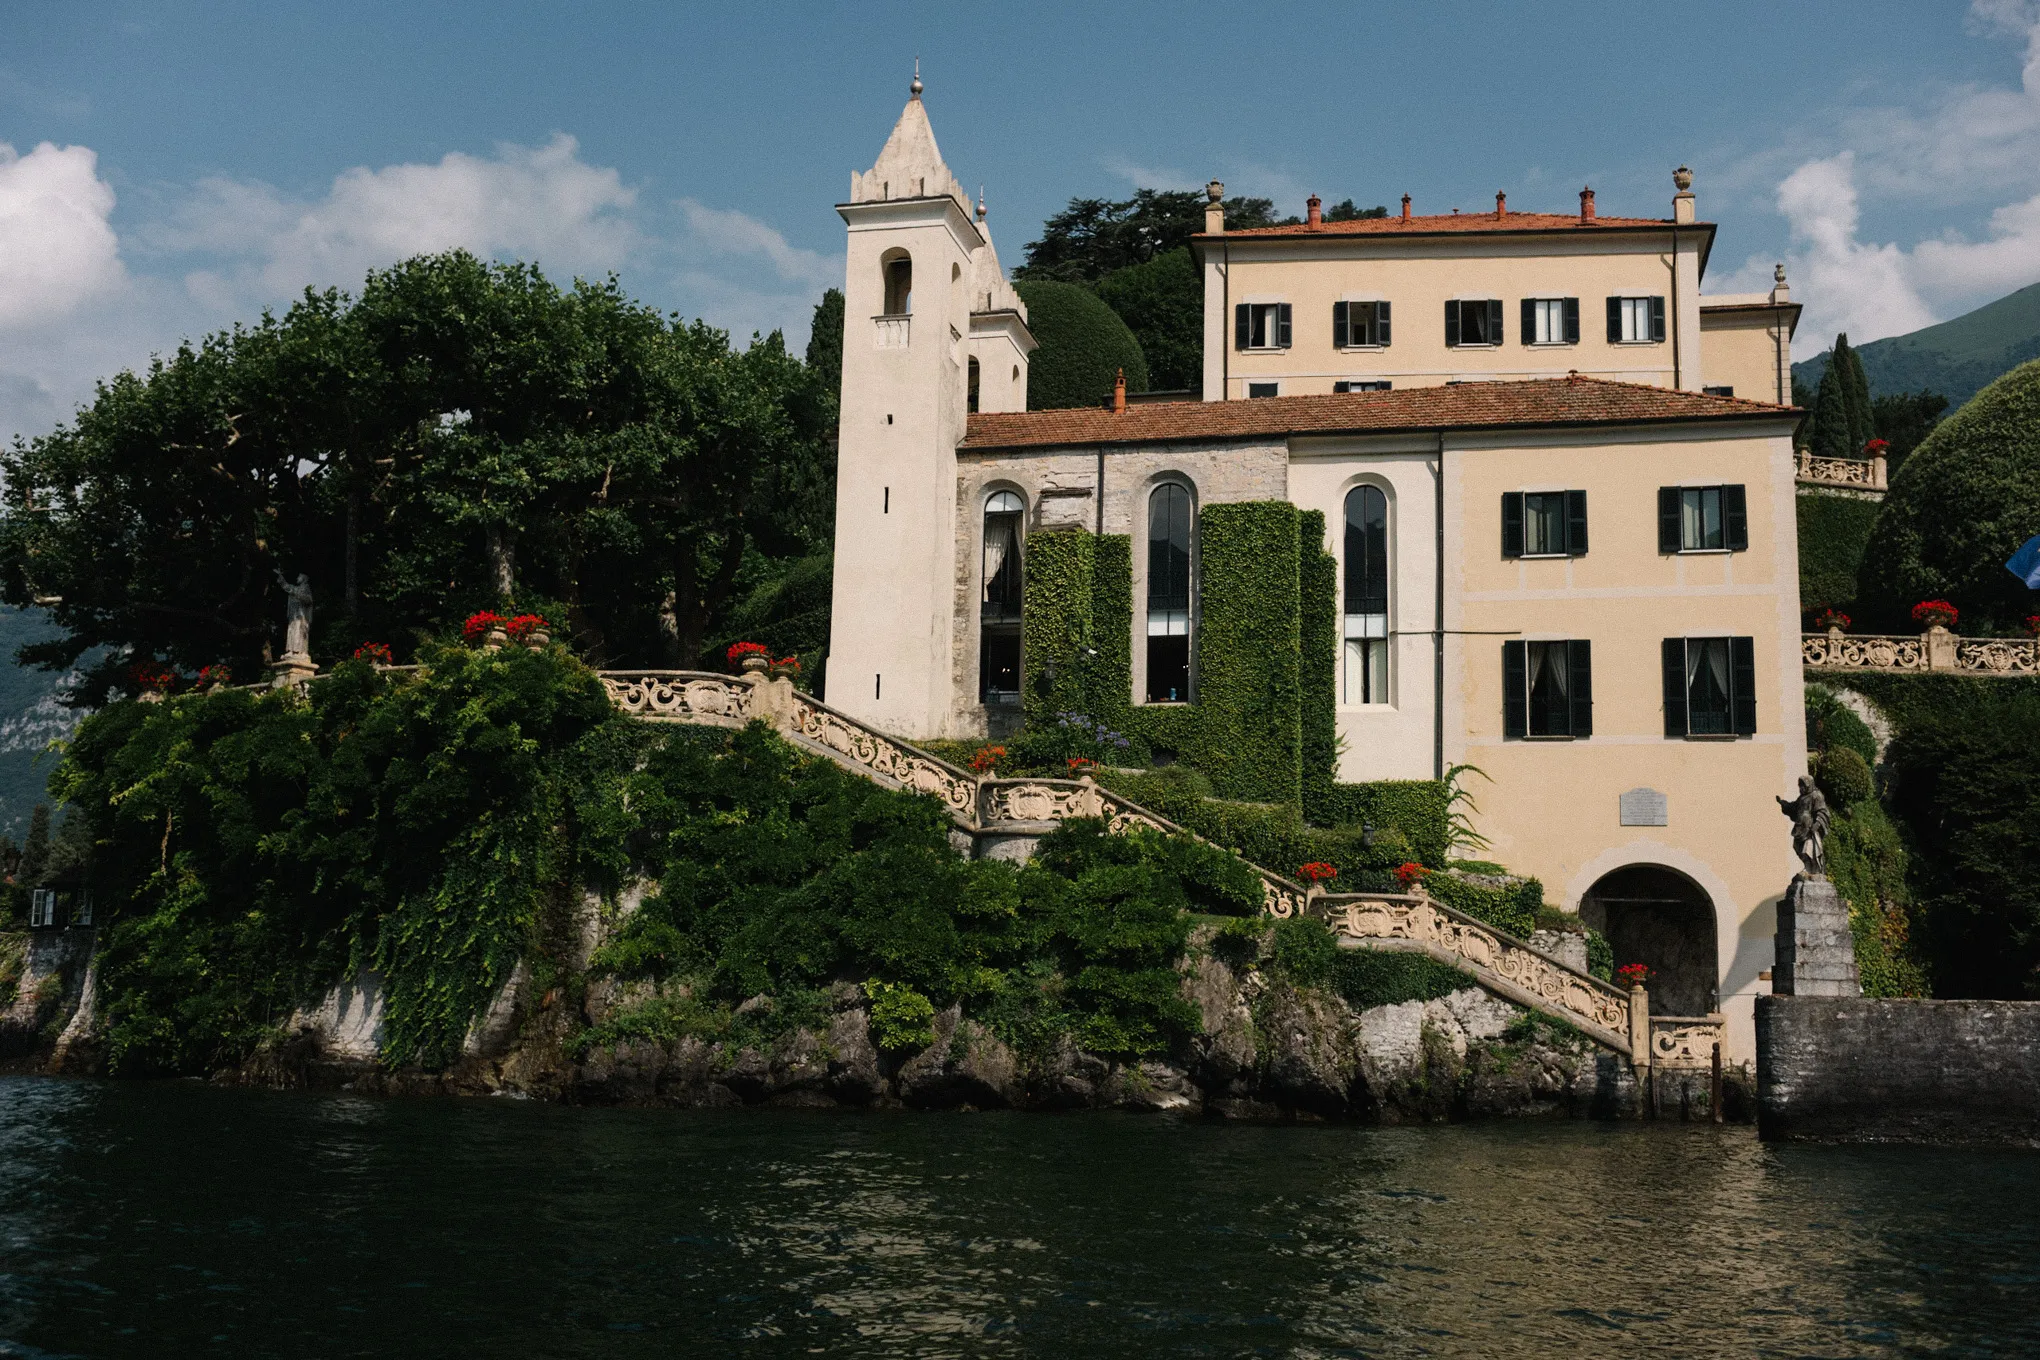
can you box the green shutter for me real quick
[1607,296,1622,343]
[1503,641,1527,738]
[1521,297,1536,345]
[1650,295,1666,342]
[1235,303,1250,350]
[1489,298,1504,345]
[1564,297,1580,344]
[1566,489,1588,555]
[1277,303,1292,348]
[1568,639,1593,738]
[1723,483,1748,551]
[1377,300,1391,346]
[1501,492,1524,558]
[1731,636,1757,735]
[1333,300,1348,348]
[1445,300,1459,347]
[1658,487,1681,554]
[1662,638,1688,737]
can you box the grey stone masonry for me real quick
[1773,877,1859,997]
[1757,996,2040,1145]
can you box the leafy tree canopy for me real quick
[0,251,835,691]
[1015,189,1286,284]
[1093,248,1203,393]
[1012,280,1149,409]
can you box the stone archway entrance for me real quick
[1579,865,1719,1016]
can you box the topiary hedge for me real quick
[1299,509,1339,815]
[1020,528,1095,726]
[1195,501,1303,803]
[1861,357,2040,631]
[1796,493,1880,617]
[1011,280,1149,410]
[1424,870,1543,939]
[1314,779,1450,867]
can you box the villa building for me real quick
[824,79,1808,1060]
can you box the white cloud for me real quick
[155,133,642,304]
[676,199,837,287]
[0,141,125,328]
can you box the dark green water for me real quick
[0,1078,2034,1358]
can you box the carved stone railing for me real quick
[1650,1014,1726,1070]
[873,314,911,350]
[1804,628,2040,675]
[599,671,755,726]
[785,691,978,822]
[1795,450,1885,492]
[1321,893,1635,1055]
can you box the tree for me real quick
[1810,358,1854,459]
[1324,200,1388,222]
[1011,281,1149,409]
[1015,189,1285,284]
[806,288,844,404]
[1861,358,2040,630]
[1872,387,1949,477]
[1836,333,1874,452]
[19,803,48,887]
[1094,248,1203,393]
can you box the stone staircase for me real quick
[598,668,1711,1068]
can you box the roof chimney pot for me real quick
[1400,194,1411,220]
[1496,191,1507,218]
[1112,368,1127,414]
[1579,186,1596,222]
[1306,194,1322,227]
[1205,180,1225,235]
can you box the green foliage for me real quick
[0,250,835,688]
[1019,529,1096,724]
[53,643,635,1074]
[1816,745,1874,811]
[1207,916,1267,969]
[1325,200,1388,222]
[1585,930,1614,981]
[1196,502,1302,803]
[1269,916,1338,987]
[1298,510,1338,816]
[1796,493,1881,615]
[1810,347,1856,459]
[1095,769,1405,887]
[805,288,844,405]
[1093,248,1203,393]
[1311,779,1451,867]
[1838,334,1874,452]
[1806,685,1878,767]
[1010,280,1149,410]
[1015,189,1284,285]
[704,549,834,689]
[1862,358,2040,632]
[1088,533,1134,729]
[1872,388,1949,478]
[1425,870,1543,939]
[864,980,936,1051]
[1824,797,1929,998]
[1329,950,1473,1011]
[1793,281,2040,410]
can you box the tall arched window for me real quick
[967,356,981,413]
[1343,485,1389,704]
[882,251,912,315]
[1146,483,1193,702]
[980,491,1024,703]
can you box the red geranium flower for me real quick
[463,611,506,641]
[507,613,548,641]
[130,663,177,694]
[353,642,395,664]
[1296,862,1338,884]
[1065,756,1096,773]
[1864,438,1890,453]
[774,656,800,672]
[1813,608,1851,631]
[2024,615,2040,639]
[1394,861,1430,888]
[1910,599,1959,629]
[197,663,233,687]
[968,744,1006,774]
[726,641,769,668]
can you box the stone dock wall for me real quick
[1756,995,2040,1145]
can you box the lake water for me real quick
[0,1077,2034,1358]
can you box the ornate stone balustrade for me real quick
[1321,892,1635,1055]
[873,314,910,349]
[786,691,978,821]
[599,671,755,726]
[1804,629,2040,675]
[1649,1014,1726,1070]
[1794,450,1886,492]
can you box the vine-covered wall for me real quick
[1299,509,1339,816]
[1797,493,1881,617]
[1191,501,1303,804]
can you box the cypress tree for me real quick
[1811,358,1853,459]
[20,804,49,887]
[1835,333,1874,453]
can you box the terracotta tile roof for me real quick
[960,377,1796,452]
[1199,211,1698,239]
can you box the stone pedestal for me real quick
[1773,876,1859,997]
[269,654,316,688]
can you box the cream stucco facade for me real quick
[824,82,1810,1062]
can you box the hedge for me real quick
[1796,493,1879,617]
[1425,870,1543,939]
[1020,529,1095,726]
[1095,770,1407,888]
[1298,509,1339,815]
[1313,779,1450,867]
[1010,280,1149,410]
[1194,501,1303,804]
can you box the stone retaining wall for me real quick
[1756,995,2040,1145]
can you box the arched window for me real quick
[967,356,981,413]
[1343,485,1389,704]
[1146,483,1193,702]
[980,490,1024,703]
[882,251,912,315]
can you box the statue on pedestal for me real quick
[1776,775,1831,878]
[274,570,313,662]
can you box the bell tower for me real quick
[827,71,994,738]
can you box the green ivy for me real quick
[1312,780,1450,867]
[1796,493,1881,616]
[1195,501,1303,803]
[1298,509,1339,814]
[1020,529,1096,725]
[1424,871,1544,939]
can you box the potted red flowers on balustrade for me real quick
[726,641,770,674]
[2023,615,2040,640]
[1911,599,1959,632]
[463,611,509,649]
[1616,962,1654,990]
[1813,608,1850,634]
[131,662,177,701]
[507,613,550,648]
[1065,756,1097,775]
[1296,863,1338,895]
[1393,861,1430,890]
[353,642,395,665]
[772,655,801,679]
[968,745,1005,774]
[197,663,233,691]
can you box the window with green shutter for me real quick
[1501,490,1587,557]
[1656,485,1748,553]
[1662,636,1757,737]
[1502,639,1592,738]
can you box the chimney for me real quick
[1579,186,1596,222]
[1400,194,1411,220]
[1673,164,1696,224]
[1112,368,1127,414]
[1307,194,1322,227]
[1495,191,1506,218]
[1204,180,1225,234]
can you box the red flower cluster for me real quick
[507,613,548,642]
[353,642,395,664]
[1864,438,1890,453]
[726,641,769,668]
[774,656,801,673]
[1065,756,1097,773]
[968,744,1006,773]
[1813,608,1851,631]
[130,663,177,693]
[463,610,506,641]
[2024,615,2040,639]
[1296,862,1338,884]
[1911,599,1959,629]
[1393,861,1429,888]
[1616,962,1654,987]
[197,663,233,687]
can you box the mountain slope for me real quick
[1793,280,2040,405]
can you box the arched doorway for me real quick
[1579,865,1719,1016]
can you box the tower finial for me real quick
[977,186,986,222]
[910,58,923,98]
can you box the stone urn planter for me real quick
[484,627,509,652]
[524,628,551,649]
[740,653,771,676]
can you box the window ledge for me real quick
[1139,700,1194,708]
[1519,734,1580,742]
[1672,548,1735,556]
[1340,344,1386,352]
[1239,347,1288,354]
[1338,703,1396,714]
[1525,341,1577,348]
[1516,552,1572,560]
[1615,339,1662,346]
[1679,733,1745,741]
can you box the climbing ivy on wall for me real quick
[1020,529,1096,726]
[1298,509,1339,815]
[1797,493,1881,618]
[1194,501,1303,804]
[1313,781,1450,867]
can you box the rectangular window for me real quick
[1607,295,1667,343]
[1656,485,1748,553]
[1501,490,1587,557]
[29,889,51,928]
[1522,297,1580,345]
[1703,385,1735,397]
[1234,301,1292,350]
[1445,298,1503,347]
[1333,300,1392,347]
[1663,636,1757,737]
[1343,621,1388,705]
[1246,381,1279,398]
[1334,380,1392,393]
[1502,639,1593,738]
[71,891,91,927]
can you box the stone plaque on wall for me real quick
[1619,787,1668,826]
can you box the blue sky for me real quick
[5,0,2040,444]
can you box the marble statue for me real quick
[1776,776,1831,878]
[275,570,314,662]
